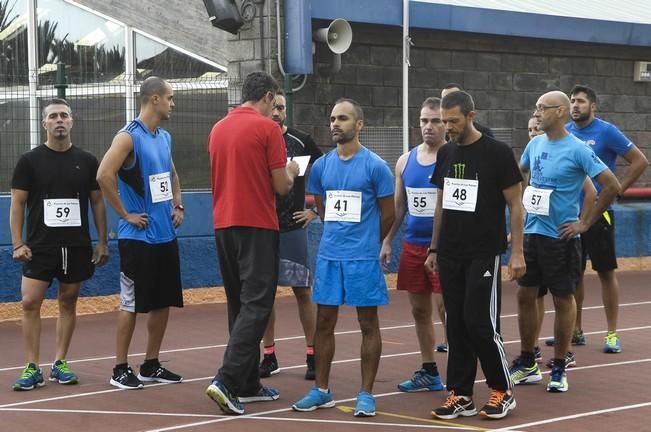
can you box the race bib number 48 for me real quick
[442,177,478,212]
[324,190,362,222]
[406,187,437,217]
[44,198,81,227]
[149,171,172,203]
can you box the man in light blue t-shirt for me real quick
[558,85,648,354]
[510,91,620,394]
[292,98,395,418]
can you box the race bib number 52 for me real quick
[324,190,362,222]
[149,172,172,203]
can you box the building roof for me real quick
[310,0,651,47]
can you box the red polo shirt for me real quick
[208,106,287,230]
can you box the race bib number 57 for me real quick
[324,190,362,222]
[442,177,478,212]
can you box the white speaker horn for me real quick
[314,18,352,54]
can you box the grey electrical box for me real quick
[633,61,651,82]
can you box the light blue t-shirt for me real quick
[520,133,607,239]
[307,146,394,260]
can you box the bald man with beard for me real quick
[510,91,620,393]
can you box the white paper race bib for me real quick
[523,185,553,216]
[442,177,479,212]
[43,198,81,227]
[149,172,172,203]
[324,190,362,222]
[406,187,437,217]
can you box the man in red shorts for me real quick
[380,97,446,392]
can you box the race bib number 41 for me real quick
[324,190,362,222]
[406,187,437,217]
[442,177,478,212]
[44,198,81,227]
[149,171,172,203]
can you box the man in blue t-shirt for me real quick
[512,91,621,394]
[292,98,395,418]
[558,85,648,353]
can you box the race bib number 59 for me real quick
[44,198,81,227]
[442,177,478,212]
[324,190,362,222]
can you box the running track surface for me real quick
[1,271,649,432]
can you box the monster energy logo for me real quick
[453,163,466,179]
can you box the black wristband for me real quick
[13,244,25,252]
[310,207,318,215]
[427,247,437,255]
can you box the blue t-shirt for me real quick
[117,118,176,244]
[566,117,633,194]
[307,146,394,260]
[402,147,436,245]
[520,133,607,239]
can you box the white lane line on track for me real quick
[0,407,223,418]
[2,300,650,373]
[488,401,651,431]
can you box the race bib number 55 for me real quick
[324,190,362,222]
[406,187,437,217]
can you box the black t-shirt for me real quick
[276,127,323,232]
[431,134,522,259]
[11,144,100,248]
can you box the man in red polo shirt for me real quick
[205,71,299,415]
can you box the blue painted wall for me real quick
[1,192,649,302]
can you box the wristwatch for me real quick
[174,204,185,211]
[427,247,437,255]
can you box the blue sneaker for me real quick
[13,363,45,391]
[292,386,335,411]
[397,369,445,392]
[509,358,542,385]
[436,343,448,353]
[354,391,376,417]
[603,332,621,353]
[546,366,568,393]
[206,379,245,415]
[238,386,280,403]
[49,359,78,385]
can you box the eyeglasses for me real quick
[534,104,562,113]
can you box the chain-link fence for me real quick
[0,72,235,192]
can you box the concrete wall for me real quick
[294,22,651,186]
[1,192,650,302]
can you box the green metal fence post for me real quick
[284,74,293,127]
[54,63,67,99]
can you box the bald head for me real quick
[540,91,570,110]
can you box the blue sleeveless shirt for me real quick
[402,147,437,245]
[117,118,176,244]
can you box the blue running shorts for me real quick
[313,258,388,307]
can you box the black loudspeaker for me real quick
[202,0,244,35]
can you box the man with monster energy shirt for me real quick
[425,91,525,420]
[259,91,323,380]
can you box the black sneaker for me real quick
[138,362,183,383]
[259,353,279,378]
[304,354,315,380]
[479,389,516,419]
[110,366,144,389]
[432,391,477,420]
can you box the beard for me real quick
[331,128,355,144]
[571,111,590,122]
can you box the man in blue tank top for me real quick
[380,97,446,393]
[97,77,185,390]
[558,85,648,353]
